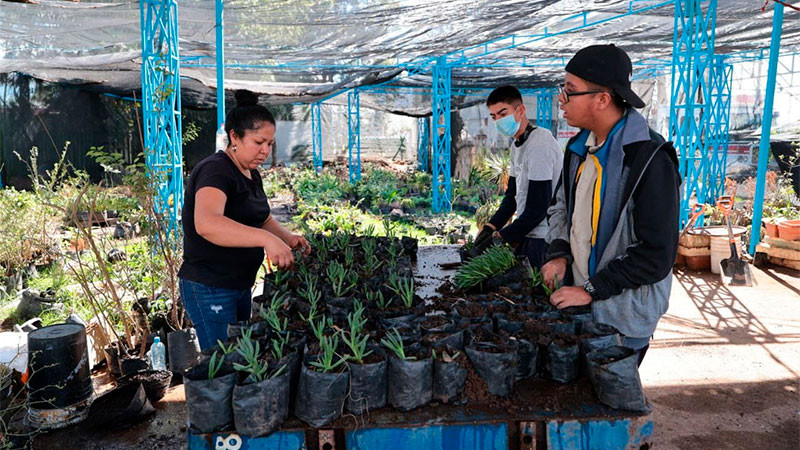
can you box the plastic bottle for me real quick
[150,336,167,371]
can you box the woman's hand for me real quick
[263,232,294,269]
[285,233,312,256]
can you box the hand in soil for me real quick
[541,258,567,290]
[550,286,591,309]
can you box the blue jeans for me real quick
[179,278,252,350]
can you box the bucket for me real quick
[26,323,94,429]
[711,236,743,274]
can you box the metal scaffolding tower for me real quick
[140,0,183,239]
[311,102,323,173]
[417,117,430,172]
[705,55,732,205]
[669,0,718,228]
[348,89,361,183]
[431,57,452,213]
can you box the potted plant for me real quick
[382,328,432,411]
[294,333,349,427]
[343,301,387,414]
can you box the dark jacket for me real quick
[545,109,681,337]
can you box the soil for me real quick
[551,333,580,347]
[419,315,451,330]
[454,302,485,318]
[354,351,384,365]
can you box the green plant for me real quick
[208,350,226,380]
[432,347,461,363]
[271,332,289,360]
[381,328,414,360]
[310,315,333,342]
[344,246,355,268]
[326,261,357,297]
[542,275,561,297]
[260,304,288,333]
[342,301,372,364]
[454,245,515,290]
[309,333,347,373]
[217,339,236,355]
[363,252,383,274]
[382,216,396,239]
[365,288,391,310]
[388,275,415,308]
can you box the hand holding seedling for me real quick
[541,257,567,291]
[550,286,592,309]
[286,233,312,256]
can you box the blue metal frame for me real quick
[536,88,557,137]
[311,102,323,173]
[140,0,183,239]
[705,55,732,206]
[750,2,785,254]
[417,116,430,172]
[669,0,717,228]
[348,89,361,183]
[215,0,225,131]
[431,57,452,213]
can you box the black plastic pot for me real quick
[387,354,433,411]
[27,323,93,409]
[346,349,387,414]
[294,363,349,427]
[118,370,173,403]
[432,347,467,404]
[547,340,580,384]
[168,328,202,373]
[587,346,648,412]
[227,321,269,339]
[514,337,539,381]
[184,367,237,433]
[422,329,465,350]
[232,368,290,437]
[104,344,122,377]
[86,382,155,430]
[465,341,518,397]
[120,357,149,377]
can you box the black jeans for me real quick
[515,237,548,269]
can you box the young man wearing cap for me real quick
[473,86,563,269]
[541,45,681,364]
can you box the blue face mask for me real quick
[494,111,521,137]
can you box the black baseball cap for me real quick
[565,44,645,109]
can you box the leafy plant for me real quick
[344,246,355,268]
[260,304,288,333]
[381,328,414,360]
[342,301,373,364]
[310,315,334,342]
[217,339,236,355]
[365,288,391,310]
[454,245,516,290]
[542,275,562,297]
[309,333,347,373]
[326,261,357,297]
[271,332,289,361]
[208,350,226,380]
[363,252,383,273]
[388,275,415,308]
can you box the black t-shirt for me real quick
[178,151,271,289]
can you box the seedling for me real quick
[309,333,347,373]
[432,348,461,363]
[363,252,383,273]
[382,217,396,239]
[271,332,289,361]
[236,328,261,363]
[388,240,401,260]
[542,275,562,297]
[363,224,376,237]
[269,291,290,312]
[327,261,357,297]
[362,237,377,255]
[388,275,415,308]
[343,302,372,364]
[381,328,415,360]
[310,315,333,342]
[233,357,270,382]
[344,246,355,268]
[454,245,515,290]
[528,266,543,288]
[216,339,236,355]
[208,351,226,380]
[260,304,288,333]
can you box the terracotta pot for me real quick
[763,219,782,238]
[777,220,800,241]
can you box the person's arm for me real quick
[587,149,680,300]
[498,180,551,245]
[262,215,311,255]
[487,176,517,231]
[194,186,294,267]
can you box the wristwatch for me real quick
[583,279,599,300]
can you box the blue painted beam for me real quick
[417,116,430,172]
[346,423,508,450]
[547,418,654,450]
[750,2,784,255]
[215,0,225,131]
[311,102,323,173]
[348,89,362,183]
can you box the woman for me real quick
[178,90,310,350]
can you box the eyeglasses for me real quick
[558,84,607,104]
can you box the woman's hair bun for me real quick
[234,89,259,107]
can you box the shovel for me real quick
[679,203,706,243]
[716,196,753,286]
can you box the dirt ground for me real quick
[32,256,799,449]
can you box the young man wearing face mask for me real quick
[541,45,681,365]
[473,86,563,269]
